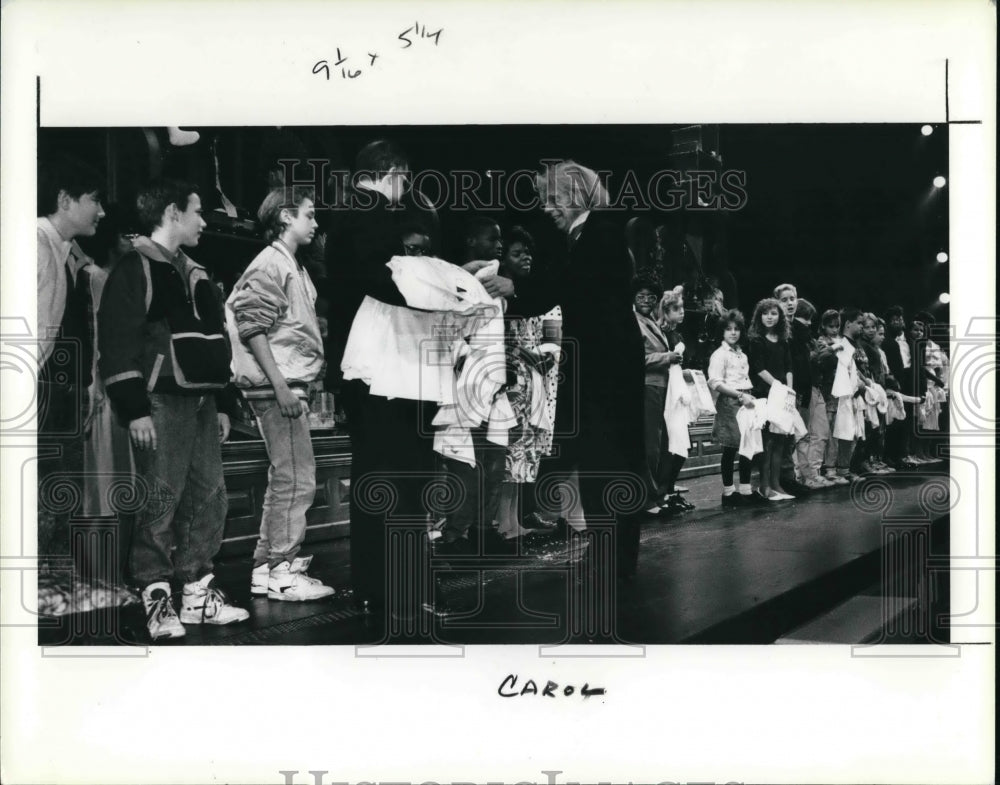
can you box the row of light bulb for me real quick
[921,126,949,307]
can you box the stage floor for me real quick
[39,464,951,647]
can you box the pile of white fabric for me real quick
[341,256,514,466]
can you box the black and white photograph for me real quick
[1,2,994,784]
[31,122,956,648]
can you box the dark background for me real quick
[41,123,950,324]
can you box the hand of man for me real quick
[129,416,157,451]
[276,386,306,418]
[461,259,493,274]
[481,274,515,299]
[217,413,231,443]
[664,351,682,365]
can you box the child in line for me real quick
[856,312,892,474]
[707,309,756,506]
[747,298,795,501]
[656,287,696,513]
[812,309,849,485]
[790,298,833,488]
[814,307,868,483]
[868,317,897,473]
[227,186,336,602]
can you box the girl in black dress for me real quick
[748,298,795,502]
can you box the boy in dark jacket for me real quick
[98,180,247,641]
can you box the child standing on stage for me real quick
[707,309,756,506]
[747,298,795,501]
[226,186,335,602]
[656,287,696,514]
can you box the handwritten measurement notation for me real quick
[312,22,443,82]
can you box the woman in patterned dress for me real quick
[494,227,562,539]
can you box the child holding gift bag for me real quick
[748,298,796,502]
[707,309,758,506]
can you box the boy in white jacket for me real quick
[226,186,334,602]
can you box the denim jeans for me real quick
[248,397,316,568]
[130,393,227,586]
[823,398,856,473]
[794,388,830,480]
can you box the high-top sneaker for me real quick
[142,582,185,641]
[179,574,250,625]
[267,556,336,602]
[250,563,269,596]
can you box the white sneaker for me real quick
[179,574,250,625]
[267,556,336,602]
[250,563,269,596]
[142,582,185,641]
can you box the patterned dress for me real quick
[503,306,561,483]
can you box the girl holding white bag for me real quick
[747,298,796,502]
[707,309,758,506]
[656,287,697,515]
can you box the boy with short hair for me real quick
[227,186,335,601]
[99,180,248,640]
[36,154,106,558]
[774,284,816,492]
[811,309,855,484]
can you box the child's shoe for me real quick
[250,563,269,595]
[142,582,185,641]
[180,574,250,625]
[267,556,336,602]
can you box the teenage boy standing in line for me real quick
[774,283,813,493]
[37,155,106,558]
[99,180,248,640]
[227,186,335,602]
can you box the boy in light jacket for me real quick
[227,186,335,602]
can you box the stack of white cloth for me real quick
[765,381,807,439]
[663,342,692,457]
[828,338,866,441]
[736,399,769,459]
[864,383,889,427]
[340,256,512,467]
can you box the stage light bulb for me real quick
[921,125,934,136]
[938,292,950,304]
[936,251,948,263]
[933,176,947,188]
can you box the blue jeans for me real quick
[130,394,227,586]
[249,398,316,568]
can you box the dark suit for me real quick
[324,187,437,619]
[511,211,645,577]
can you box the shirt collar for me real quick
[720,341,743,354]
[272,240,301,268]
[568,210,590,237]
[150,239,190,277]
[38,216,76,269]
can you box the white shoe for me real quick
[142,582,186,640]
[180,574,250,625]
[267,556,336,602]
[250,563,269,596]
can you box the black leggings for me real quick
[721,447,753,487]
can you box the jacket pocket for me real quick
[166,308,231,389]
